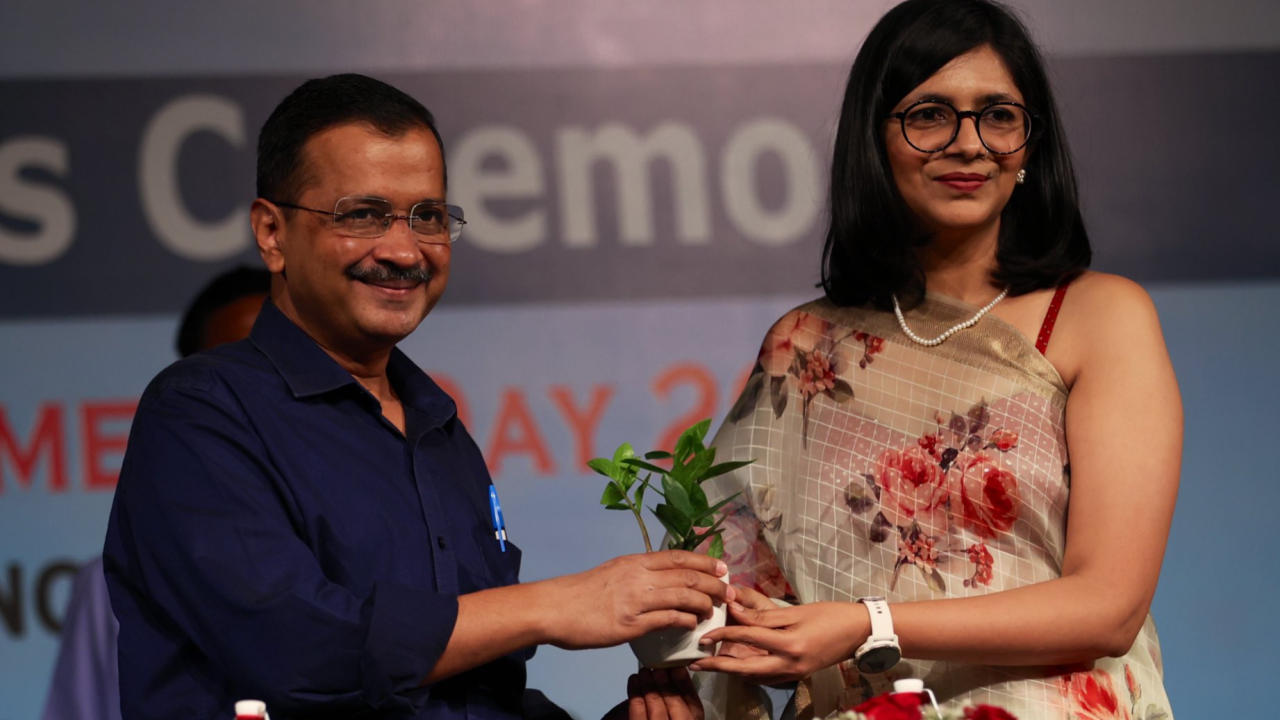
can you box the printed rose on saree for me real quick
[731,309,1025,593]
[848,401,1023,592]
[729,310,884,444]
[1058,665,1169,720]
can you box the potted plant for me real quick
[588,418,752,668]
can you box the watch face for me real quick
[857,645,902,674]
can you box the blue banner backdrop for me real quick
[2,54,1277,320]
[2,7,1279,718]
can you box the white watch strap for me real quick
[859,597,896,642]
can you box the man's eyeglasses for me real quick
[888,100,1034,155]
[270,196,466,244]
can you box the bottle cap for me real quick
[892,678,925,694]
[235,700,267,719]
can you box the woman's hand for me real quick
[726,584,776,612]
[689,600,868,685]
[712,585,774,661]
[602,668,703,720]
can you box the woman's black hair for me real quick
[822,0,1090,309]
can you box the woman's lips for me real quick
[935,172,988,193]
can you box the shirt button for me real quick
[436,536,448,550]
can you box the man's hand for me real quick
[539,550,734,650]
[688,600,867,685]
[427,550,731,683]
[602,668,704,720]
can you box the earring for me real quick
[1016,168,1027,185]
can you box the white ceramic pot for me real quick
[628,575,728,668]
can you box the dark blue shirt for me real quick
[104,301,546,719]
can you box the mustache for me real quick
[345,262,433,284]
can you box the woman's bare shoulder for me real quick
[1050,272,1166,387]
[1068,271,1165,338]
[1055,271,1169,383]
[1066,270,1154,311]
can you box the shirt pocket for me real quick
[463,524,522,591]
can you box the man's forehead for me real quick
[295,122,444,197]
[300,121,440,161]
[336,195,449,206]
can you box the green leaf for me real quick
[600,481,626,507]
[611,445,639,490]
[686,509,732,541]
[662,474,695,518]
[672,419,711,463]
[685,522,728,551]
[690,492,741,525]
[592,419,759,559]
[687,418,712,443]
[708,533,725,559]
[621,458,669,476]
[586,457,616,478]
[612,442,637,464]
[673,432,696,464]
[703,459,754,481]
[699,515,731,539]
[687,450,715,483]
[665,457,689,486]
[590,451,634,486]
[671,531,705,552]
[653,503,691,539]
[687,481,709,514]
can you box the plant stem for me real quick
[631,503,654,553]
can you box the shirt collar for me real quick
[387,346,458,432]
[249,300,458,430]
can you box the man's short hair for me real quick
[256,73,445,204]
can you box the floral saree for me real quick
[699,295,1172,720]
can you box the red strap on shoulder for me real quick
[1035,282,1071,355]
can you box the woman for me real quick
[688,1,1180,718]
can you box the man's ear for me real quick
[250,199,287,273]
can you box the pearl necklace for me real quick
[892,288,1009,347]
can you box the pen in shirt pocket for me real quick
[488,485,507,552]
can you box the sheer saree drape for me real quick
[698,296,1172,720]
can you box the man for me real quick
[44,266,269,720]
[103,74,728,718]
